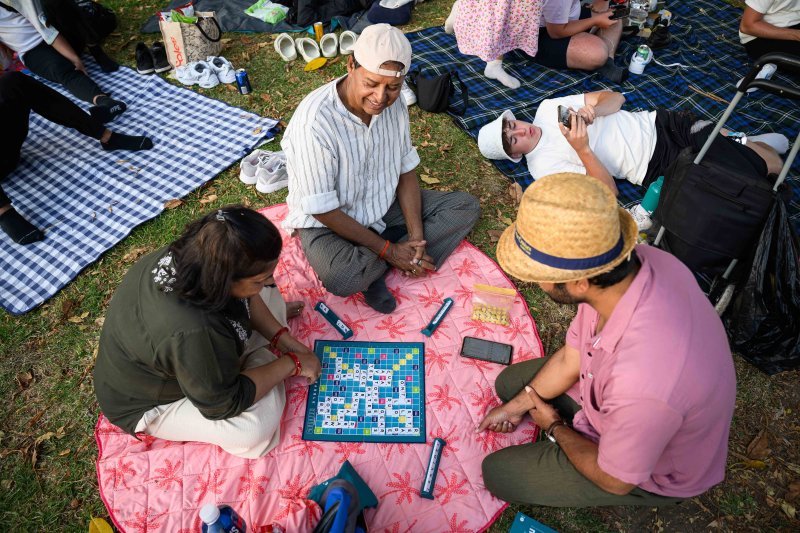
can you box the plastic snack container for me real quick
[471,284,516,325]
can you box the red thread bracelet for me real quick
[284,352,302,377]
[270,326,289,349]
[378,240,390,260]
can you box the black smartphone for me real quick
[460,336,513,365]
[557,105,571,129]
[610,7,630,20]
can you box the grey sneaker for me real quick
[255,152,288,194]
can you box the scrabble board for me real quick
[302,340,426,443]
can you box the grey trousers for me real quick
[298,190,480,296]
[481,357,685,507]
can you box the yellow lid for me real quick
[473,284,516,297]
[304,57,328,72]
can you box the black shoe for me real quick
[647,24,671,49]
[362,276,397,314]
[150,41,171,73]
[135,42,154,74]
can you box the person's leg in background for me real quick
[0,72,153,245]
[40,0,119,72]
[22,42,126,123]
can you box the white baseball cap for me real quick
[353,23,412,77]
[477,110,521,163]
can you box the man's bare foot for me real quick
[286,301,305,319]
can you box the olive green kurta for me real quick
[93,247,256,435]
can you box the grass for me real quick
[1,1,798,531]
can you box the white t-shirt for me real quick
[525,94,657,186]
[0,8,45,55]
[739,0,800,44]
[540,0,582,27]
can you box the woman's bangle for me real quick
[284,351,302,377]
[270,326,289,349]
[378,240,390,260]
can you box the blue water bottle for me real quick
[640,175,664,214]
[200,503,247,533]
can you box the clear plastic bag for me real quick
[471,284,516,326]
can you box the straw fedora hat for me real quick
[496,173,638,283]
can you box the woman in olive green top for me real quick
[94,206,321,458]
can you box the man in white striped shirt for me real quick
[282,24,480,313]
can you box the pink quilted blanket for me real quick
[95,204,544,532]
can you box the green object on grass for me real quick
[171,11,198,23]
[245,0,288,24]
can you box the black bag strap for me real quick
[448,70,468,116]
[194,15,221,42]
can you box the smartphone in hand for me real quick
[557,105,572,129]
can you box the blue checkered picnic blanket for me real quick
[0,63,279,315]
[405,0,800,227]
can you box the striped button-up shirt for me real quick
[282,76,420,234]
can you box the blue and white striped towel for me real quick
[1,63,279,315]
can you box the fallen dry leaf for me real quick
[60,297,80,320]
[438,143,453,153]
[69,498,81,509]
[781,500,796,519]
[15,371,34,390]
[199,194,218,205]
[501,216,514,226]
[508,182,523,204]
[122,247,149,263]
[487,230,504,243]
[786,480,800,502]
[746,428,770,460]
[164,199,183,209]
[67,316,83,324]
[742,459,767,469]
[420,174,440,185]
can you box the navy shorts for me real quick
[535,7,592,70]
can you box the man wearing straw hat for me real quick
[477,173,736,507]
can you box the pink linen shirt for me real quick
[565,245,736,498]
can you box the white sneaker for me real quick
[627,204,653,232]
[255,152,289,194]
[295,37,321,63]
[320,33,338,58]
[274,33,297,62]
[176,61,219,88]
[401,80,416,106]
[239,149,269,185]
[206,56,236,84]
[339,31,357,55]
[737,63,777,93]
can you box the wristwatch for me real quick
[545,420,568,444]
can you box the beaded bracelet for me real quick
[284,352,302,377]
[270,326,289,349]
[378,240,390,260]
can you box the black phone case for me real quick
[460,337,513,365]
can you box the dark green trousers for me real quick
[481,357,685,507]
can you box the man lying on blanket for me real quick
[477,90,788,225]
[477,172,736,507]
[282,23,480,314]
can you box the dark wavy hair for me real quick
[168,205,282,311]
